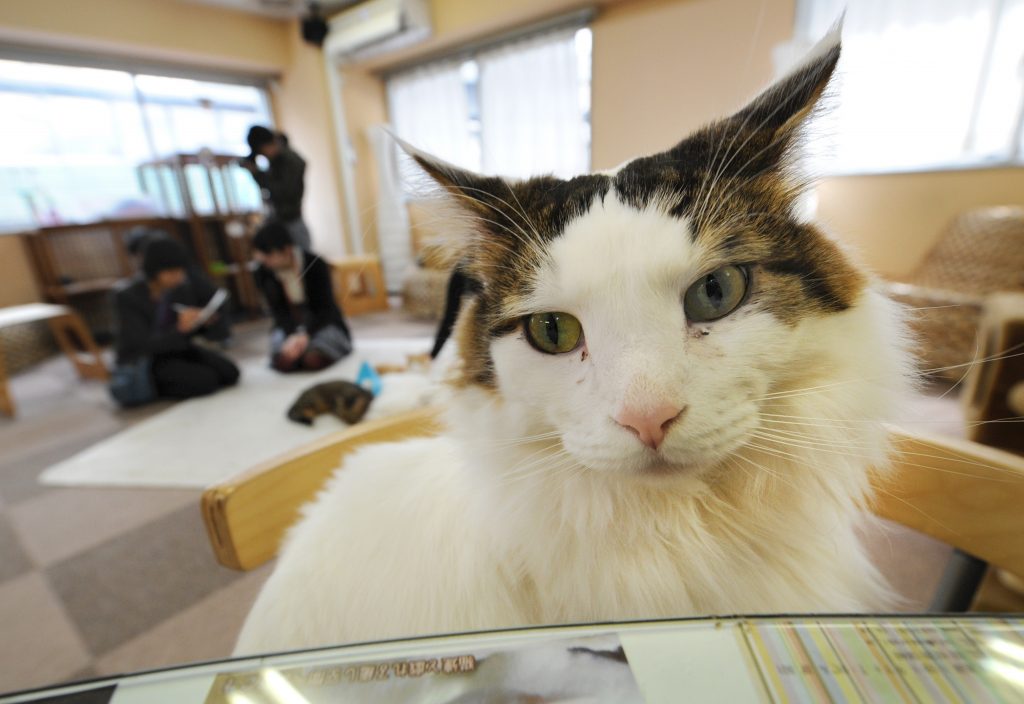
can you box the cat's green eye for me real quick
[524,312,583,354]
[683,265,748,323]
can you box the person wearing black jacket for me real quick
[241,126,311,250]
[113,239,239,401]
[124,226,232,344]
[251,220,352,373]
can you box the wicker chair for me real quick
[885,207,1024,381]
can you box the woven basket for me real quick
[0,322,59,375]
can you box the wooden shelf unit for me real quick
[21,214,263,338]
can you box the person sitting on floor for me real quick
[251,220,353,373]
[124,226,232,346]
[111,238,240,405]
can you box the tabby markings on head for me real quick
[411,39,864,388]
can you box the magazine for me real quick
[205,634,643,704]
[174,289,228,331]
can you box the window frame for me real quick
[0,46,276,234]
[789,0,1024,177]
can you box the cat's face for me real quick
[414,33,882,478]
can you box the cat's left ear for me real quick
[722,25,841,164]
[392,134,516,231]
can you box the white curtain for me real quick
[785,0,1024,172]
[380,61,475,291]
[478,29,590,179]
[387,60,478,178]
[379,28,591,289]
[367,124,412,292]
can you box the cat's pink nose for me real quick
[614,403,685,450]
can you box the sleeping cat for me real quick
[286,380,374,426]
[236,29,914,655]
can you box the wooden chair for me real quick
[201,409,1024,591]
[0,303,109,417]
[202,406,443,570]
[962,292,1024,455]
[330,255,390,317]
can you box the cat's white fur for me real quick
[236,191,913,654]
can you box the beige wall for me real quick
[591,0,795,169]
[359,0,620,71]
[0,237,40,307]
[338,67,389,254]
[817,168,1024,278]
[0,0,288,73]
[272,22,349,258]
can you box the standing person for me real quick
[251,220,352,373]
[241,126,312,250]
[111,238,239,405]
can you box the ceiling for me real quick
[178,0,360,20]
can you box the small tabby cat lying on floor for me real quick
[286,380,374,426]
[237,30,914,655]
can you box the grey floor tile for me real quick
[0,573,92,695]
[1,359,114,427]
[350,309,435,340]
[0,427,124,506]
[95,564,272,677]
[47,504,243,655]
[9,487,199,567]
[61,664,100,686]
[0,405,121,468]
[0,512,33,583]
[859,517,953,612]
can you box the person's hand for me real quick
[176,307,203,333]
[239,159,258,174]
[280,332,309,361]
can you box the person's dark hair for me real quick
[252,220,294,254]
[142,238,189,280]
[247,125,276,158]
[125,227,169,257]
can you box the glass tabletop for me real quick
[3,614,1023,703]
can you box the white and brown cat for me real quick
[236,29,914,655]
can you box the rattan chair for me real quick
[886,207,1024,381]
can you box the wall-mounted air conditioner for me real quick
[324,0,431,62]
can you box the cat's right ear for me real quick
[730,24,841,140]
[682,24,842,180]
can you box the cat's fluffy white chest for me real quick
[235,432,887,655]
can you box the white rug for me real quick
[39,338,435,489]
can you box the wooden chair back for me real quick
[202,409,1024,578]
[202,406,442,570]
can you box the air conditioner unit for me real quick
[325,0,431,62]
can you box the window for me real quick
[386,26,592,183]
[787,0,1024,174]
[0,59,273,230]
